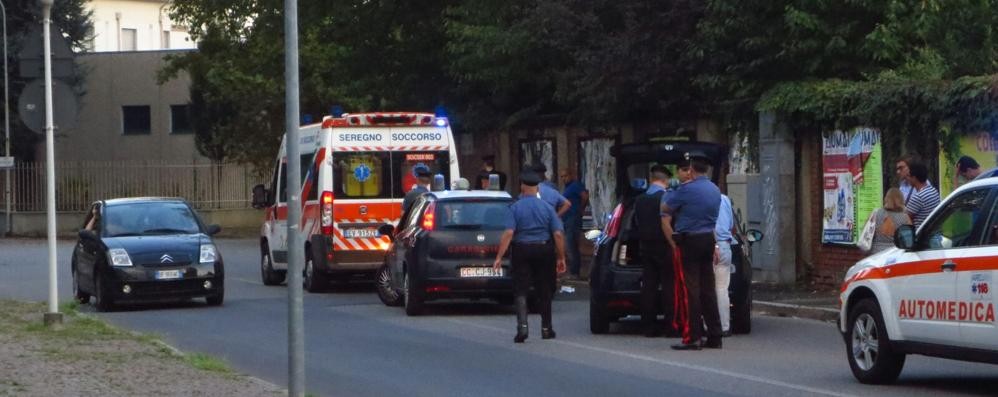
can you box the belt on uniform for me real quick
[514,240,550,245]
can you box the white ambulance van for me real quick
[252,112,460,292]
[839,176,998,384]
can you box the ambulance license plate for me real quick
[460,267,503,278]
[155,270,182,280]
[344,229,378,238]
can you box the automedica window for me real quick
[334,152,392,199]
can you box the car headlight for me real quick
[200,244,217,264]
[108,248,133,267]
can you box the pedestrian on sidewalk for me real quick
[861,188,912,253]
[663,151,722,351]
[896,154,932,204]
[493,170,567,343]
[475,155,508,190]
[713,193,738,337]
[559,168,589,279]
[635,165,676,337]
[905,162,940,232]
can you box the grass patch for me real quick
[185,353,232,374]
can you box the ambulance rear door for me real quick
[329,128,397,251]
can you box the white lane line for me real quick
[444,318,855,397]
[232,277,263,286]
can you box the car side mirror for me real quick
[78,229,98,241]
[584,229,603,241]
[746,229,764,243]
[205,224,222,236]
[251,184,270,209]
[894,225,915,250]
[378,224,395,240]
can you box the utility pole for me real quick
[1,0,10,236]
[40,0,61,326]
[283,0,304,395]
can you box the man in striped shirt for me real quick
[904,162,940,230]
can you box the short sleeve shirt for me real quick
[905,184,940,230]
[505,195,564,243]
[664,176,721,234]
[538,183,568,209]
[402,185,428,213]
[562,180,587,220]
[715,195,734,242]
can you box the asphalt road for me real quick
[1,238,995,397]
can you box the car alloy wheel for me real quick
[403,272,422,316]
[304,254,328,292]
[846,299,905,384]
[851,313,879,371]
[376,264,402,307]
[260,250,284,286]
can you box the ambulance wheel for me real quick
[304,252,329,293]
[403,272,423,316]
[376,264,403,307]
[846,299,905,384]
[589,298,610,334]
[260,243,285,286]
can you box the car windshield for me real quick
[436,200,510,230]
[103,202,201,237]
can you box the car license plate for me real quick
[155,270,182,280]
[344,228,378,238]
[460,267,503,278]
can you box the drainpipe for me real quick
[114,12,121,51]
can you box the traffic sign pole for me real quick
[2,0,10,236]
[40,0,61,326]
[284,0,304,395]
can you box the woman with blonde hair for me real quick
[867,188,912,253]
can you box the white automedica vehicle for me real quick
[839,177,998,384]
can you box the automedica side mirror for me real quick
[251,184,270,209]
[746,229,764,244]
[894,225,915,250]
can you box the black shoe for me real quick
[541,328,556,339]
[721,330,733,338]
[514,326,528,343]
[701,338,722,349]
[671,342,701,351]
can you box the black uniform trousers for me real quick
[512,241,556,327]
[639,241,675,332]
[677,232,722,342]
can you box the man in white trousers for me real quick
[714,194,738,337]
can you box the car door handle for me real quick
[941,260,957,272]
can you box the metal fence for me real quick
[0,161,266,212]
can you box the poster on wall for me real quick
[822,128,883,244]
[938,132,998,198]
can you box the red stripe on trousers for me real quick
[672,247,692,344]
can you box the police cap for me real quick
[519,171,542,186]
[531,163,547,174]
[413,165,432,178]
[678,150,711,167]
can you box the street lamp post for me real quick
[40,0,61,326]
[1,0,10,237]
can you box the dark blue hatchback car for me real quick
[71,198,224,311]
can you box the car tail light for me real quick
[321,191,334,235]
[605,204,623,238]
[421,202,436,231]
[425,285,450,293]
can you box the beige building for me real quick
[54,50,208,164]
[86,0,196,52]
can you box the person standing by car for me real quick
[862,188,911,253]
[402,165,432,213]
[954,156,982,188]
[904,162,940,231]
[635,165,676,337]
[713,193,738,337]
[662,151,722,350]
[559,168,589,279]
[493,170,567,343]
[532,163,571,217]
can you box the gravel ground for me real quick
[0,300,283,397]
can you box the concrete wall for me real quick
[55,50,209,164]
[1,208,261,238]
[88,0,196,52]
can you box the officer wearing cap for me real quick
[635,165,677,337]
[493,170,567,343]
[402,165,432,213]
[663,150,722,350]
[531,163,571,217]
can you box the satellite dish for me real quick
[17,79,79,134]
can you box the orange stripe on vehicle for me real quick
[334,202,401,221]
[843,255,998,292]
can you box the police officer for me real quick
[532,163,571,217]
[493,170,567,343]
[402,165,432,213]
[635,165,676,337]
[663,150,722,350]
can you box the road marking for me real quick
[232,277,263,286]
[444,318,855,397]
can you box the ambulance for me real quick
[251,112,460,292]
[839,176,998,384]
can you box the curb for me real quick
[753,300,839,323]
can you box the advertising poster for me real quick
[822,128,883,244]
[938,132,998,198]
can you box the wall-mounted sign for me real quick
[822,128,883,244]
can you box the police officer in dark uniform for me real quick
[635,165,677,337]
[663,151,722,350]
[493,170,567,343]
[402,165,432,213]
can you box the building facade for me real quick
[86,0,196,52]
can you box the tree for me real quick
[4,0,92,161]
